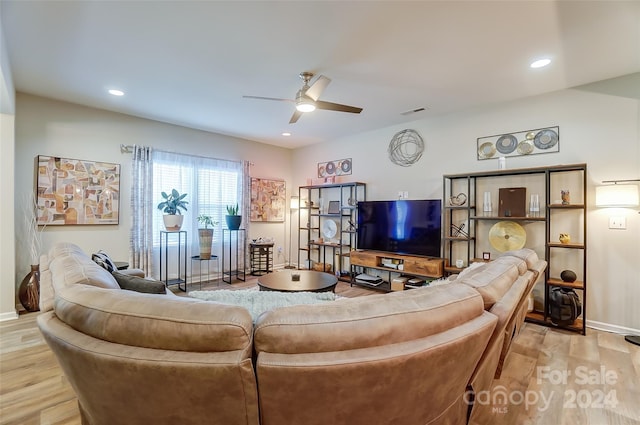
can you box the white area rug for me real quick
[189,289,336,321]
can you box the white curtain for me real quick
[129,145,154,275]
[151,150,244,276]
[242,160,252,269]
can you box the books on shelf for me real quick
[355,273,383,285]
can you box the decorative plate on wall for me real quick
[478,142,496,159]
[517,140,534,155]
[496,134,518,154]
[477,126,559,160]
[533,129,559,149]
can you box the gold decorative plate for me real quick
[489,221,526,252]
[517,140,534,155]
[478,142,496,159]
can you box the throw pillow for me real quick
[112,271,166,295]
[92,250,117,273]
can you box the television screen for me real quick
[356,199,442,257]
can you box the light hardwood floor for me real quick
[1,278,638,425]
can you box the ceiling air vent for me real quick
[400,107,428,116]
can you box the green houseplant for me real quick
[225,203,242,230]
[157,189,188,231]
[197,214,218,258]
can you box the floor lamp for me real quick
[595,180,639,346]
[285,195,299,269]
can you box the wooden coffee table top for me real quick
[257,270,338,293]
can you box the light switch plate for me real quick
[609,216,626,229]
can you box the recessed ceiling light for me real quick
[282,132,291,137]
[108,89,125,96]
[530,58,551,69]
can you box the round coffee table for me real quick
[257,270,338,293]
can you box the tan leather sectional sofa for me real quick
[37,242,545,425]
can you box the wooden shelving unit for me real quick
[443,164,587,335]
[297,182,366,279]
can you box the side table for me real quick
[250,243,274,276]
[191,255,220,290]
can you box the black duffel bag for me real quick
[549,287,582,326]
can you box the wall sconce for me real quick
[595,180,639,207]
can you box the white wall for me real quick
[0,15,17,320]
[13,93,293,295]
[293,86,640,333]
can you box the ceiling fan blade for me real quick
[243,95,294,103]
[315,100,363,114]
[304,75,331,101]
[289,110,303,124]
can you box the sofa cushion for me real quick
[456,260,520,310]
[494,254,527,275]
[501,248,540,269]
[49,251,120,290]
[112,271,166,294]
[92,250,117,272]
[54,284,253,352]
[254,283,485,354]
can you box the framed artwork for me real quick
[36,155,120,225]
[318,158,352,178]
[477,126,559,160]
[250,178,285,222]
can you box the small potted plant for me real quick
[225,203,242,230]
[157,189,188,231]
[197,214,217,258]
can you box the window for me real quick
[152,151,242,252]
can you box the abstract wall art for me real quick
[250,177,285,222]
[35,155,120,225]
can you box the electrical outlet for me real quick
[277,246,283,254]
[609,216,626,229]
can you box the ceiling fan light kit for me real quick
[244,71,362,124]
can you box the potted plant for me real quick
[225,203,242,230]
[197,214,217,258]
[157,189,188,231]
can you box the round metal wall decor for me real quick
[388,129,424,167]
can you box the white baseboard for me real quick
[0,310,19,322]
[586,320,640,336]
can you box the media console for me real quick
[349,250,444,292]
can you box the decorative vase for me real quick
[198,228,213,258]
[559,233,571,244]
[225,215,242,230]
[483,192,492,214]
[19,265,40,312]
[560,270,577,283]
[163,214,184,231]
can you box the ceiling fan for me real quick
[243,72,363,124]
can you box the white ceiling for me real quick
[2,1,639,149]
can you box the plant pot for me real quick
[225,215,242,230]
[163,214,184,231]
[198,228,214,258]
[19,265,40,312]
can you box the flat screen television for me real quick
[356,199,441,257]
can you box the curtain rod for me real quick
[119,144,254,166]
